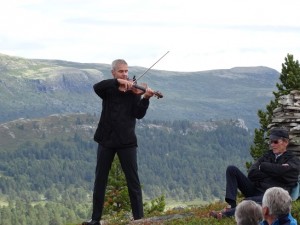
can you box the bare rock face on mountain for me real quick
[268,90,300,158]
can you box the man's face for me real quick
[112,63,128,80]
[269,138,288,154]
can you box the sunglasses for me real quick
[269,139,282,144]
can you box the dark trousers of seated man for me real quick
[224,165,264,216]
[92,145,144,222]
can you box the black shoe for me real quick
[82,219,100,225]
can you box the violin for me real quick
[132,82,163,99]
[118,78,163,99]
[118,51,169,99]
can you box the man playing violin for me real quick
[83,59,155,225]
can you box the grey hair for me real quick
[111,59,127,71]
[262,187,292,216]
[235,200,263,225]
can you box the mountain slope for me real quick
[0,53,280,129]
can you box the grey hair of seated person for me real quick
[235,200,263,225]
[262,187,292,216]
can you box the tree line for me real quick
[0,119,252,225]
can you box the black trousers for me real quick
[225,165,264,206]
[91,144,144,221]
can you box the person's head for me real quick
[235,200,263,225]
[269,128,289,154]
[111,59,128,80]
[262,187,292,220]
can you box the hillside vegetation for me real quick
[0,113,253,224]
[0,113,252,201]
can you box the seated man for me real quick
[210,127,300,219]
[260,187,297,225]
[235,200,263,225]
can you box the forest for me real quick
[0,116,252,225]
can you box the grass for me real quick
[72,202,234,225]
[71,200,300,225]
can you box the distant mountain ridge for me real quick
[0,53,280,129]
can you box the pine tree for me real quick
[276,54,300,95]
[103,158,131,216]
[248,54,300,166]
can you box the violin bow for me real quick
[131,51,169,99]
[134,51,170,82]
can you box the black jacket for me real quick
[248,150,300,192]
[93,79,149,148]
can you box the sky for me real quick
[1,0,300,72]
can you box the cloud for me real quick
[0,0,300,72]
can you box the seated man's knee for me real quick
[226,165,239,174]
